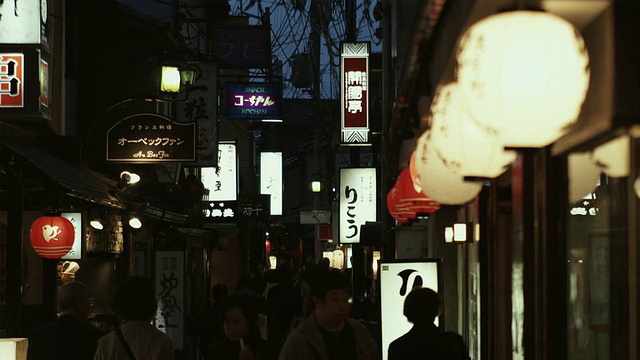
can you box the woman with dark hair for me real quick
[207,295,271,360]
[94,276,174,360]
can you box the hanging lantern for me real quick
[386,187,412,223]
[414,131,483,205]
[30,215,75,259]
[590,135,630,178]
[456,10,590,148]
[429,83,516,179]
[408,151,422,192]
[265,239,271,254]
[396,167,440,214]
[568,152,600,203]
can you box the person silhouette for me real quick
[27,281,102,360]
[387,287,470,360]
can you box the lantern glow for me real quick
[160,66,181,93]
[30,215,75,259]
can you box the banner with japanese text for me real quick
[339,167,376,244]
[154,251,185,349]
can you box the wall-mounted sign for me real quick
[155,251,185,349]
[0,0,48,45]
[300,209,331,224]
[213,25,270,68]
[203,201,237,223]
[61,212,82,260]
[239,194,270,220]
[340,42,370,143]
[202,142,237,201]
[339,167,376,244]
[106,113,196,162]
[176,62,218,167]
[379,259,442,360]
[260,152,283,216]
[0,53,23,108]
[226,82,282,120]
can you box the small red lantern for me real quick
[30,215,75,259]
[265,239,271,254]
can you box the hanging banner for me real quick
[260,152,283,216]
[379,259,442,360]
[340,42,370,144]
[338,167,376,244]
[155,251,185,349]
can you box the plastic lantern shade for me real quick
[568,152,600,203]
[30,215,75,259]
[456,10,590,148]
[414,131,483,205]
[590,135,630,178]
[429,83,516,179]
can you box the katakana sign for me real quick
[226,82,282,120]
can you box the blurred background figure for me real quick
[27,281,102,360]
[207,295,270,360]
[197,283,230,358]
[387,287,470,360]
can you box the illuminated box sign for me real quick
[239,194,270,220]
[226,82,282,120]
[379,259,442,360]
[106,114,196,162]
[340,42,370,144]
[0,0,49,46]
[203,201,237,223]
[0,53,24,107]
[0,48,51,119]
[213,25,270,69]
[339,167,376,244]
[202,142,237,201]
[260,152,283,216]
[61,212,82,260]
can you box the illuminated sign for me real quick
[260,152,283,216]
[202,142,237,201]
[106,114,196,162]
[203,201,237,223]
[339,167,376,244]
[61,212,82,260]
[0,53,23,108]
[379,259,442,360]
[0,0,44,45]
[226,82,282,120]
[340,42,370,143]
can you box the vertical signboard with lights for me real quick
[339,167,376,244]
[340,42,370,144]
[379,259,442,360]
[260,152,283,216]
[201,142,238,223]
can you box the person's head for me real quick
[311,270,352,331]
[111,276,157,322]
[211,284,229,302]
[403,287,441,325]
[222,295,260,342]
[319,257,331,269]
[57,281,92,321]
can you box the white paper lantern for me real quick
[634,176,640,199]
[590,135,630,178]
[414,131,483,205]
[429,83,516,179]
[568,152,600,203]
[456,10,590,148]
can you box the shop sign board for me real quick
[226,82,282,120]
[338,167,376,244]
[203,200,237,223]
[201,142,237,201]
[213,25,270,68]
[106,114,196,162]
[260,152,283,216]
[340,42,370,144]
[0,0,49,47]
[0,48,51,120]
[154,251,185,349]
[61,212,82,260]
[238,194,270,220]
[379,259,442,360]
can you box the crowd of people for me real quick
[25,258,470,360]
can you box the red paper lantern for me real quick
[30,215,75,259]
[386,168,440,223]
[265,239,271,254]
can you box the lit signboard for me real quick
[202,142,237,201]
[340,42,370,143]
[260,152,283,216]
[379,259,442,360]
[0,53,24,108]
[339,167,376,244]
[106,113,196,162]
[0,0,48,45]
[203,201,237,223]
[226,82,282,120]
[61,212,82,260]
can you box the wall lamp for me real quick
[160,63,200,94]
[89,218,104,230]
[120,171,141,185]
[445,222,477,244]
[128,214,142,229]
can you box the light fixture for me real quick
[372,251,381,280]
[310,180,323,193]
[568,152,600,203]
[333,249,345,270]
[444,227,454,243]
[428,83,516,179]
[160,65,181,93]
[634,175,640,200]
[128,214,142,229]
[453,222,473,243]
[120,171,140,185]
[269,255,277,270]
[89,218,104,230]
[456,9,590,148]
[590,135,630,178]
[414,131,483,205]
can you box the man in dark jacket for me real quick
[27,281,102,360]
[387,287,470,360]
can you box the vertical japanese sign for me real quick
[340,42,370,144]
[0,53,23,108]
[379,259,442,360]
[260,152,283,216]
[176,62,218,167]
[61,212,82,260]
[339,167,376,244]
[0,0,42,44]
[155,251,185,349]
[201,142,237,201]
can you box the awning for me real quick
[1,140,126,209]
